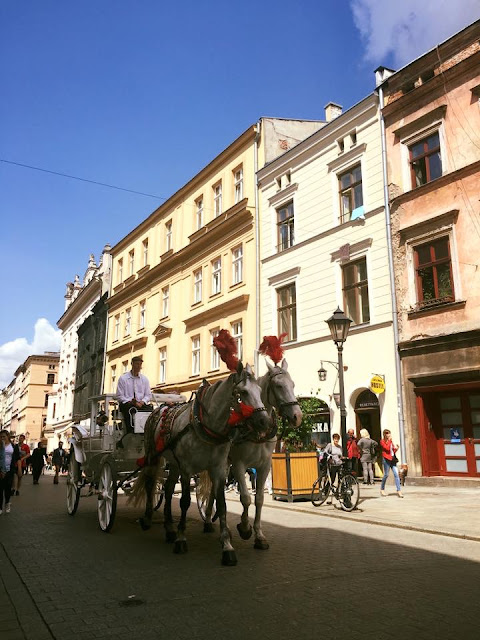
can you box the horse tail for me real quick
[196,470,212,503]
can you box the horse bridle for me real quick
[266,369,300,419]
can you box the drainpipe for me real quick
[378,86,407,463]
[254,120,261,375]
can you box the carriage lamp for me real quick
[325,307,352,457]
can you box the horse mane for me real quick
[258,334,287,365]
[213,329,239,371]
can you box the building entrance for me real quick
[419,390,480,477]
[355,389,381,476]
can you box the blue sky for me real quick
[1,0,479,387]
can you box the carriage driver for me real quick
[116,356,153,435]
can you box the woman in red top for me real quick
[380,429,403,498]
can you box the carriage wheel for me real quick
[195,477,210,522]
[153,480,164,511]
[66,455,81,516]
[97,459,118,532]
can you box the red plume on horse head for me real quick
[213,329,239,371]
[258,333,287,365]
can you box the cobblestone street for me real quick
[1,474,479,640]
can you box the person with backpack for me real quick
[357,428,378,485]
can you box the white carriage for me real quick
[66,393,184,532]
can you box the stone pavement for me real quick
[0,472,479,640]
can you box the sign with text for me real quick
[370,375,386,395]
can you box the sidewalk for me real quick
[227,481,480,542]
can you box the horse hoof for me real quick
[221,550,237,566]
[254,539,270,550]
[174,540,188,554]
[139,518,151,531]
[236,523,253,540]
[203,522,215,533]
[165,531,177,543]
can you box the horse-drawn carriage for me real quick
[66,392,178,532]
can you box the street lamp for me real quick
[326,307,352,456]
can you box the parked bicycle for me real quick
[311,453,359,512]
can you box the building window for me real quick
[139,300,146,330]
[277,201,294,252]
[122,360,128,373]
[212,258,222,295]
[142,239,149,266]
[117,259,123,283]
[409,132,442,187]
[44,393,49,407]
[192,336,200,376]
[193,268,202,303]
[232,246,243,285]
[128,250,135,276]
[125,308,131,336]
[114,314,120,341]
[165,221,173,252]
[342,257,370,325]
[210,329,220,370]
[47,373,55,384]
[162,286,169,318]
[339,164,363,223]
[111,365,117,392]
[214,183,222,217]
[196,197,204,230]
[231,320,243,360]
[277,283,297,341]
[48,364,55,370]
[234,167,243,203]
[159,347,167,384]
[414,236,454,308]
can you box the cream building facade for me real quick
[257,97,401,454]
[106,119,324,395]
[45,247,112,452]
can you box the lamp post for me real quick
[326,307,352,457]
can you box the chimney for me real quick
[374,66,395,87]
[324,102,343,122]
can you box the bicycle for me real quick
[311,454,359,512]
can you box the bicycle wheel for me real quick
[311,473,330,507]
[338,474,359,512]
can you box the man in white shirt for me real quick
[116,356,152,433]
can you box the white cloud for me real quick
[0,318,61,389]
[351,0,480,67]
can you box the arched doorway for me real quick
[354,389,381,442]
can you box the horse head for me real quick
[266,359,302,427]
[232,362,271,437]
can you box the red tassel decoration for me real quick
[213,329,239,371]
[258,334,287,364]
[228,402,255,426]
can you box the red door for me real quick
[435,391,480,476]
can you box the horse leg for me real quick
[174,475,191,554]
[164,469,178,543]
[233,464,252,540]
[252,464,270,550]
[213,473,236,566]
[139,465,156,531]
[203,489,216,533]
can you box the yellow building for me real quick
[106,119,324,395]
[12,353,60,445]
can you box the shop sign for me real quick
[370,375,385,395]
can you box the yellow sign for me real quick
[370,375,385,394]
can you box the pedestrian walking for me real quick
[380,429,404,498]
[346,428,361,475]
[0,430,20,514]
[52,442,66,484]
[357,429,378,485]
[13,434,30,496]
[31,443,47,484]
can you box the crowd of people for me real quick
[0,430,70,514]
[318,427,404,498]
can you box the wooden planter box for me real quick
[271,451,319,502]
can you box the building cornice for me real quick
[106,336,148,360]
[399,329,480,357]
[111,126,257,254]
[183,294,249,331]
[57,278,102,330]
